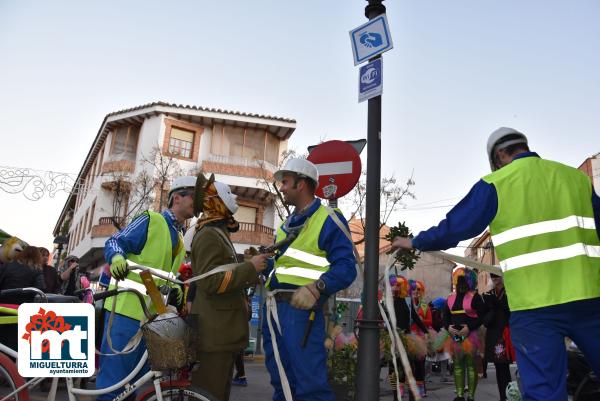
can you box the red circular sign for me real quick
[307,140,362,199]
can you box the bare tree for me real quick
[141,144,184,211]
[103,146,184,229]
[125,170,155,219]
[339,171,416,245]
[103,171,132,229]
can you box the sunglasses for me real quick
[177,190,194,198]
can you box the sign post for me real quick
[352,1,388,400]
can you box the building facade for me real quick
[52,101,296,278]
[345,218,455,301]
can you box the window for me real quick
[97,145,105,174]
[211,124,280,164]
[82,210,89,240]
[234,206,257,224]
[265,131,279,165]
[87,200,95,233]
[110,125,140,160]
[168,127,194,158]
[222,126,244,157]
[73,223,80,247]
[163,118,203,161]
[243,128,264,161]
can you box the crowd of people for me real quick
[0,241,91,303]
[1,125,599,401]
[381,270,513,401]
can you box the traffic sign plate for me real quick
[359,58,382,102]
[349,14,393,66]
[307,140,362,200]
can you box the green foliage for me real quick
[334,301,348,323]
[327,344,357,400]
[385,221,420,270]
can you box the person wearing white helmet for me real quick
[188,173,272,401]
[98,175,197,401]
[391,128,600,401]
[262,158,357,401]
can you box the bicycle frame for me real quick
[66,350,168,401]
[1,339,183,401]
[0,269,189,401]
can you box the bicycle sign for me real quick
[349,14,393,65]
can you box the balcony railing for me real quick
[238,222,275,235]
[231,222,275,246]
[91,216,123,239]
[98,216,124,226]
[205,154,278,172]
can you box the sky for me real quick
[1,0,599,254]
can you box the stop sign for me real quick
[307,140,362,199]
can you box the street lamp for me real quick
[53,235,69,268]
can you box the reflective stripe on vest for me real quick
[492,215,596,246]
[272,205,331,287]
[109,277,149,295]
[275,266,326,281]
[104,211,185,321]
[482,157,600,311]
[283,248,329,267]
[501,243,600,271]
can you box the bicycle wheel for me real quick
[574,373,600,401]
[136,385,218,401]
[0,352,29,401]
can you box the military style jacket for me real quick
[190,223,259,353]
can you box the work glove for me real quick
[110,255,129,281]
[167,285,184,310]
[290,282,319,310]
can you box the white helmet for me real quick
[274,158,319,186]
[486,127,528,171]
[168,176,197,198]
[214,181,238,214]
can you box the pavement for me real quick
[230,357,518,401]
[24,357,515,401]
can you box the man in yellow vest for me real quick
[263,158,357,401]
[392,128,600,401]
[97,176,196,401]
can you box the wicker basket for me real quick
[141,315,192,371]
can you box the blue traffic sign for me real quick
[350,14,393,66]
[358,58,382,103]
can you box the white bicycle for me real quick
[0,286,217,401]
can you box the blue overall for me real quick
[263,199,356,401]
[263,302,331,401]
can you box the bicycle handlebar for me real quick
[0,287,48,302]
[127,263,183,285]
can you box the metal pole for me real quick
[356,1,386,400]
[255,283,264,355]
